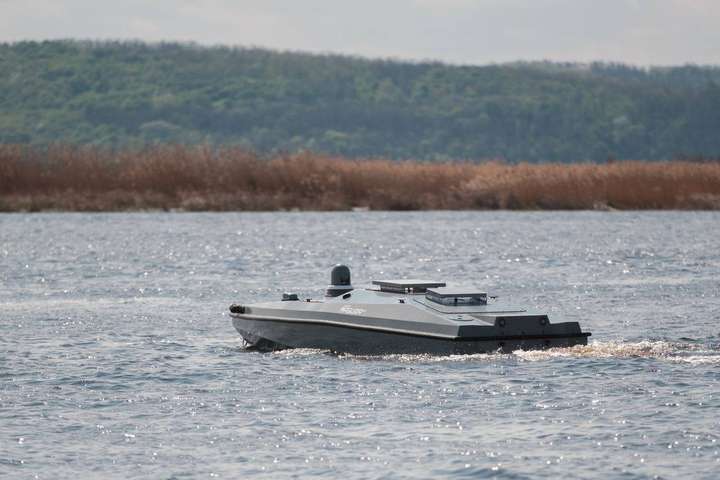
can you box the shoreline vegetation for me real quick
[1,145,719,212]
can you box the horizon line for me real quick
[3,37,720,70]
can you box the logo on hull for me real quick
[340,305,366,316]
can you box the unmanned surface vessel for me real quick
[230,265,590,354]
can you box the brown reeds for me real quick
[1,145,719,211]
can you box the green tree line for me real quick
[1,40,720,162]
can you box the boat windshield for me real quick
[425,287,487,306]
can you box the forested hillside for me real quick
[2,40,720,162]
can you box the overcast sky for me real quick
[2,0,719,66]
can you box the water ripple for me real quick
[1,211,719,479]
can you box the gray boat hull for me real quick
[230,272,591,355]
[232,314,589,355]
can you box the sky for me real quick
[1,0,719,66]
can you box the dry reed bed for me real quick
[1,145,719,211]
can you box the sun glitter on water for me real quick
[265,340,720,365]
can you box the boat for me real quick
[229,265,591,354]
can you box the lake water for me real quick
[1,211,719,479]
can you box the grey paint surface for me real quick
[231,284,589,353]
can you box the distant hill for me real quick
[1,40,720,162]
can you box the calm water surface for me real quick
[1,211,719,479]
